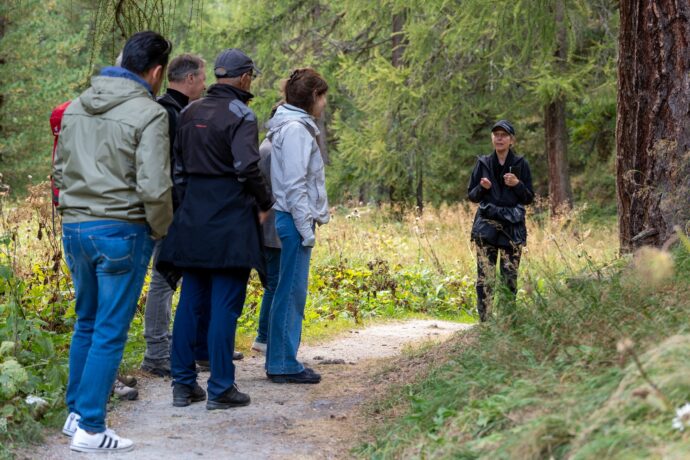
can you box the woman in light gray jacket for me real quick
[264,68,329,383]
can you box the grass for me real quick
[355,230,690,459]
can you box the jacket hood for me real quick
[266,104,319,141]
[80,74,153,115]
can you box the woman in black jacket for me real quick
[467,120,534,321]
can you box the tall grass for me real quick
[356,220,689,459]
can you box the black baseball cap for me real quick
[491,120,515,136]
[214,48,261,78]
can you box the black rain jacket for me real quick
[157,84,274,286]
[467,150,534,248]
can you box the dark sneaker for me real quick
[172,382,206,407]
[141,362,171,378]
[112,380,138,400]
[206,384,251,410]
[268,368,321,384]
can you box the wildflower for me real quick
[672,403,690,431]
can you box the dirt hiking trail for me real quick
[28,320,470,459]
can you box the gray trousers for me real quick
[143,241,177,366]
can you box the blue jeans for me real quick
[255,247,281,344]
[266,212,312,375]
[171,269,249,399]
[62,220,153,432]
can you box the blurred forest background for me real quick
[0,0,619,218]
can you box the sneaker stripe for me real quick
[99,435,108,448]
[106,436,113,448]
[114,440,118,449]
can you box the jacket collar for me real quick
[479,148,517,168]
[206,83,254,103]
[100,66,153,95]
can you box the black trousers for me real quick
[475,243,522,322]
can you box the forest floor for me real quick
[25,319,470,459]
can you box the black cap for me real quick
[214,48,261,78]
[491,120,515,136]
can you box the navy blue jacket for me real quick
[467,150,534,247]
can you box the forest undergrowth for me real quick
[0,181,619,457]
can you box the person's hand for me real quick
[480,177,492,190]
[258,210,269,224]
[503,173,520,187]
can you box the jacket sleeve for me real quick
[135,107,173,239]
[232,117,274,211]
[479,203,526,224]
[172,133,188,206]
[511,158,534,205]
[467,158,488,203]
[277,123,316,246]
[53,133,65,203]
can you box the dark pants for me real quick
[475,243,521,322]
[171,269,249,399]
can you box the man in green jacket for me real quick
[53,31,173,454]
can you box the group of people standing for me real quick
[53,31,329,453]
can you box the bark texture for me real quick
[617,1,690,251]
[545,0,573,213]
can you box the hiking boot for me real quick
[206,384,250,410]
[112,380,138,400]
[172,382,206,407]
[196,360,210,373]
[141,362,171,378]
[251,341,267,354]
[267,367,321,384]
[117,374,137,387]
[70,426,133,453]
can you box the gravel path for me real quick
[28,320,470,459]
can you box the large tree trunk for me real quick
[617,1,690,251]
[544,98,573,212]
[545,0,573,213]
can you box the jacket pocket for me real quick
[89,233,137,275]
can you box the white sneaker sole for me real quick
[70,443,134,454]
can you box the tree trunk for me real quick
[544,97,573,213]
[617,1,690,251]
[545,0,573,214]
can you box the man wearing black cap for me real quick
[158,48,273,410]
[467,120,534,322]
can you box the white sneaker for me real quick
[251,341,267,353]
[62,412,80,437]
[70,426,134,453]
[63,412,116,438]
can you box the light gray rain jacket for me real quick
[267,104,329,247]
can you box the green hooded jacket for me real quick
[53,75,173,238]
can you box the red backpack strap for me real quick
[50,101,71,207]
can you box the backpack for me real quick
[50,101,71,207]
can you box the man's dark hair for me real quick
[167,54,205,82]
[121,31,172,75]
